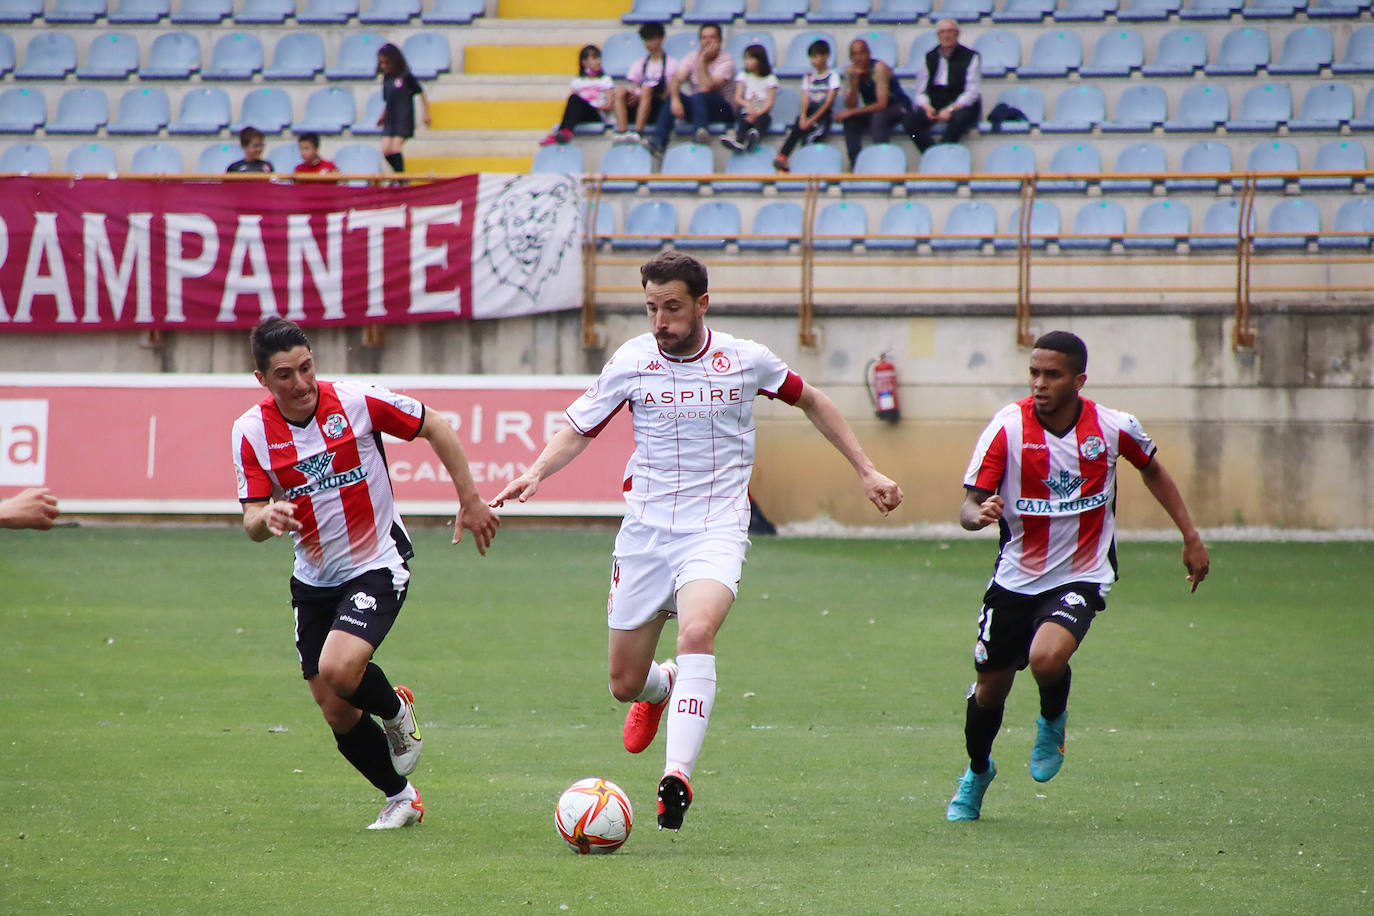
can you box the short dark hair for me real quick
[238,126,263,149]
[297,131,321,148]
[1033,330,1088,375]
[250,317,311,373]
[697,22,722,41]
[640,251,708,300]
[637,21,665,40]
[808,39,831,58]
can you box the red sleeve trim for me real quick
[762,370,804,406]
[569,400,627,439]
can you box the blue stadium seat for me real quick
[1253,198,1320,250]
[532,143,585,176]
[970,142,1035,192]
[1,142,52,173]
[66,143,119,174]
[685,0,745,22]
[130,142,184,174]
[298,0,358,24]
[746,0,807,22]
[167,86,232,134]
[204,33,264,80]
[1117,0,1180,18]
[171,0,231,22]
[810,0,871,20]
[1179,0,1240,18]
[969,30,1019,77]
[842,143,909,193]
[994,0,1055,22]
[622,0,683,23]
[1353,87,1374,130]
[0,87,45,132]
[1142,28,1206,77]
[1081,29,1144,77]
[402,33,451,80]
[663,32,699,62]
[267,142,302,172]
[1269,26,1334,75]
[770,88,801,134]
[1226,83,1291,132]
[678,201,741,250]
[603,32,646,79]
[993,200,1060,250]
[1290,82,1355,131]
[1163,84,1228,131]
[714,144,778,192]
[613,201,677,251]
[1241,140,1298,190]
[1038,142,1101,192]
[1191,199,1254,249]
[776,142,845,191]
[110,0,167,17]
[1019,30,1083,78]
[907,143,970,193]
[353,90,385,135]
[1241,0,1301,18]
[586,200,616,248]
[47,0,107,23]
[48,88,110,134]
[264,33,327,80]
[0,0,42,21]
[739,201,804,251]
[0,34,12,77]
[930,200,996,251]
[140,31,200,79]
[109,86,172,134]
[599,143,653,192]
[1101,141,1166,192]
[235,0,292,22]
[334,143,385,173]
[725,31,778,72]
[1205,27,1269,76]
[1102,83,1167,132]
[854,30,899,68]
[897,32,941,78]
[779,31,837,77]
[1124,199,1190,250]
[1334,26,1374,75]
[424,0,484,22]
[232,86,294,133]
[868,201,932,250]
[1308,0,1363,15]
[935,0,994,21]
[1165,140,1231,190]
[870,0,931,21]
[295,87,356,134]
[17,34,78,79]
[813,201,868,250]
[650,142,713,192]
[327,33,386,80]
[1055,0,1118,20]
[980,86,1043,133]
[1060,200,1126,251]
[1042,85,1106,133]
[360,0,420,23]
[197,142,242,173]
[1299,139,1365,191]
[78,33,141,79]
[1318,198,1374,250]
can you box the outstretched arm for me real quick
[489,425,593,508]
[1138,457,1209,592]
[794,382,903,515]
[418,408,499,554]
[0,488,60,530]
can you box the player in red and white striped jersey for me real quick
[233,318,498,830]
[491,252,903,832]
[947,331,1209,822]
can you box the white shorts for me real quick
[606,520,749,631]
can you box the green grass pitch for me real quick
[2,527,1371,913]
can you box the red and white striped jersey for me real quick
[566,327,804,535]
[232,380,425,587]
[963,396,1156,595]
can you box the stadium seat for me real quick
[1334,26,1374,75]
[935,0,994,22]
[1269,26,1334,75]
[47,0,107,23]
[812,0,872,20]
[1205,27,1269,76]
[48,88,110,134]
[1241,140,1298,190]
[1163,84,1229,131]
[109,0,170,20]
[930,200,996,251]
[203,33,264,80]
[1299,140,1366,191]
[1318,198,1374,250]
[197,142,242,174]
[1289,82,1355,131]
[602,32,646,79]
[109,86,172,134]
[1055,0,1118,20]
[776,141,845,191]
[770,88,801,135]
[778,31,838,77]
[360,0,419,21]
[993,0,1055,22]
[1038,142,1101,192]
[650,142,714,193]
[842,143,908,193]
[267,142,303,171]
[0,34,12,77]
[907,143,971,193]
[402,33,451,80]
[1353,88,1374,130]
[1101,142,1166,192]
[868,200,932,250]
[235,0,293,22]
[295,87,356,134]
[78,33,141,79]
[129,142,183,174]
[1060,200,1126,251]
[1124,199,1190,250]
[970,142,1035,193]
[0,87,45,133]
[714,144,778,193]
[232,87,294,134]
[66,143,119,174]
[664,32,699,62]
[855,30,899,68]
[746,0,807,22]
[897,32,941,78]
[1241,0,1302,18]
[1253,198,1319,250]
[586,200,616,248]
[16,34,78,79]
[969,30,1019,78]
[678,200,741,250]
[1102,84,1167,132]
[531,143,584,176]
[726,32,778,74]
[1308,0,1363,15]
[869,0,932,22]
[353,91,385,136]
[0,0,42,21]
[140,31,200,79]
[167,87,232,134]
[612,200,677,251]
[1165,140,1232,191]
[981,86,1043,133]
[1117,0,1180,18]
[1226,83,1291,132]
[298,0,359,24]
[1019,30,1083,78]
[599,143,653,192]
[1081,29,1144,77]
[327,33,386,80]
[812,201,868,250]
[1,142,52,173]
[685,0,745,22]
[1143,28,1206,77]
[423,0,484,22]
[170,0,231,22]
[1190,199,1253,249]
[1042,85,1106,133]
[994,200,1060,250]
[622,0,684,24]
[264,33,327,80]
[738,201,803,251]
[1179,0,1241,18]
[334,143,385,173]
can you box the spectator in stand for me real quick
[722,43,777,153]
[612,22,678,145]
[649,22,735,156]
[226,127,274,173]
[294,132,338,175]
[905,19,982,152]
[773,39,840,173]
[836,37,911,169]
[542,45,614,147]
[376,43,429,175]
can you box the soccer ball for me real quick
[555,778,633,854]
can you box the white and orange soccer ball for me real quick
[555,777,633,854]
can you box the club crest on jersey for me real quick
[1079,435,1106,460]
[710,351,731,373]
[1043,470,1085,500]
[322,413,348,439]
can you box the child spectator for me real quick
[722,43,777,153]
[376,43,429,175]
[612,23,678,145]
[226,127,274,173]
[773,39,840,173]
[542,45,614,146]
[294,132,338,174]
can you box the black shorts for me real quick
[970,581,1106,672]
[290,565,408,679]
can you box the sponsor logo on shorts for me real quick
[974,641,988,664]
[339,614,367,628]
[1080,435,1106,460]
[350,592,378,611]
[1062,591,1088,609]
[1051,609,1079,624]
[322,413,348,439]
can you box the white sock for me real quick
[386,781,417,803]
[664,653,716,779]
[631,660,671,704]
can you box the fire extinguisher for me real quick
[866,354,901,423]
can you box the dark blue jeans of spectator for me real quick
[842,101,911,167]
[652,91,735,147]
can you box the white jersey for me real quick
[232,380,425,587]
[964,396,1156,595]
[566,327,803,535]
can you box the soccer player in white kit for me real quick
[490,252,904,830]
[947,331,1209,821]
[232,318,499,830]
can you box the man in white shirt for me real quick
[905,19,983,152]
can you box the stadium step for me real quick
[408,154,534,174]
[464,44,592,75]
[430,99,564,130]
[497,0,629,17]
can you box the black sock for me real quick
[346,662,403,720]
[334,715,406,796]
[965,693,1004,774]
[1038,665,1072,721]
[385,152,404,173]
